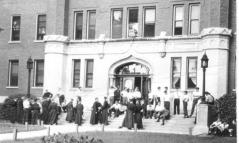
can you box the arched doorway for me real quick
[111,62,151,99]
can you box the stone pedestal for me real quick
[192,104,209,135]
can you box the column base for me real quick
[192,125,209,135]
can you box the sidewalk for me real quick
[0,114,196,141]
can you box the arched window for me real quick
[114,62,150,75]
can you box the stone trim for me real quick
[201,27,232,37]
[44,35,69,43]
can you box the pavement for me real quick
[0,111,196,141]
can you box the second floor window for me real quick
[144,7,155,37]
[37,15,46,40]
[189,4,200,35]
[171,57,181,89]
[34,60,44,87]
[85,59,94,88]
[11,16,21,41]
[8,60,19,87]
[128,8,138,37]
[173,5,184,36]
[112,9,123,39]
[73,59,81,87]
[74,12,83,40]
[87,11,96,39]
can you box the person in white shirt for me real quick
[148,89,155,105]
[189,87,201,117]
[23,97,31,123]
[109,100,122,118]
[155,87,162,104]
[155,101,169,125]
[182,91,189,118]
[133,87,142,100]
[121,87,128,104]
[173,87,181,115]
[108,86,116,105]
[163,87,171,114]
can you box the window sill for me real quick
[33,40,44,43]
[6,86,19,89]
[8,41,21,44]
[32,86,43,89]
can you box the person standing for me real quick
[114,86,121,103]
[75,97,84,126]
[41,97,51,124]
[155,87,162,104]
[48,99,59,125]
[120,99,136,130]
[66,99,74,123]
[23,97,31,124]
[133,87,142,100]
[121,87,128,104]
[90,97,102,125]
[16,97,24,123]
[173,87,181,115]
[163,87,171,114]
[189,87,201,117]
[135,100,143,129]
[31,98,41,125]
[102,97,110,125]
[182,91,189,118]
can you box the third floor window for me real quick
[11,16,21,41]
[87,10,96,39]
[111,9,123,39]
[173,5,184,36]
[189,4,200,35]
[128,8,138,37]
[144,7,156,37]
[74,12,83,40]
[36,15,46,40]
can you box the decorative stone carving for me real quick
[201,27,232,37]
[44,35,69,43]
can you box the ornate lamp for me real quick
[201,52,209,103]
[27,57,33,97]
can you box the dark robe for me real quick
[66,102,74,122]
[135,104,143,129]
[75,103,84,125]
[31,103,40,125]
[122,102,136,129]
[48,102,58,125]
[102,100,110,125]
[16,98,23,123]
[8,98,17,123]
[90,101,102,125]
[41,99,51,124]
[43,92,53,98]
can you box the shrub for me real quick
[217,92,236,123]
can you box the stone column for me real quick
[43,35,69,95]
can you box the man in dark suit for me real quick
[114,86,121,103]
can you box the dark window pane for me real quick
[9,60,19,86]
[11,16,21,41]
[35,60,44,87]
[85,60,94,88]
[37,15,46,40]
[75,12,83,40]
[174,27,182,35]
[129,9,138,23]
[112,10,123,39]
[88,11,96,39]
[73,60,81,87]
[128,8,138,37]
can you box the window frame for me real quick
[8,60,19,87]
[36,14,46,41]
[127,7,139,38]
[33,59,44,87]
[72,59,81,88]
[10,15,21,42]
[143,6,156,37]
[85,59,94,88]
[186,57,198,89]
[111,8,123,39]
[73,11,84,40]
[86,10,96,40]
[188,3,200,35]
[173,5,184,36]
[171,57,182,89]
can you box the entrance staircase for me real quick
[58,109,196,135]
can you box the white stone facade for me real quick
[43,27,231,106]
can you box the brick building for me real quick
[0,0,236,106]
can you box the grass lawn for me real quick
[0,121,45,134]
[1,131,236,143]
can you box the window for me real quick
[171,58,181,88]
[36,15,46,40]
[111,9,123,39]
[11,16,21,41]
[8,60,19,87]
[87,11,96,39]
[189,4,200,34]
[173,5,184,35]
[144,7,155,37]
[187,57,197,88]
[128,8,138,37]
[85,59,94,88]
[74,12,83,40]
[34,60,44,87]
[73,59,81,87]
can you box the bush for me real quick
[217,92,236,123]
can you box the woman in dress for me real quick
[75,97,84,126]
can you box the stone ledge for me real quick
[44,35,69,43]
[201,27,232,37]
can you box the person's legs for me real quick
[190,99,197,116]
